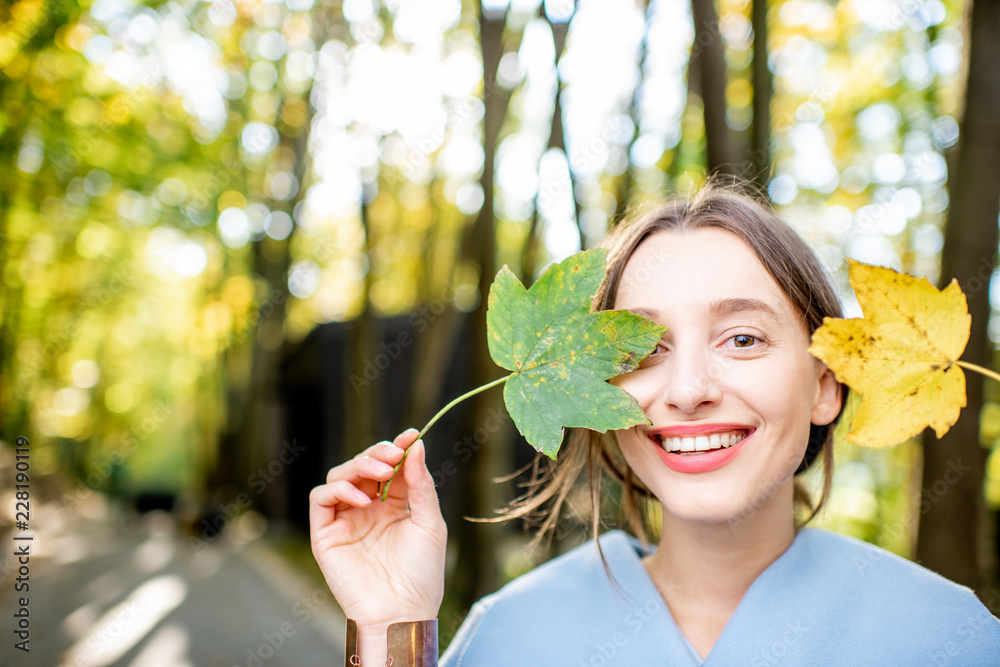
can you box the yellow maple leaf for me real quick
[808,259,971,448]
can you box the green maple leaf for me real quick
[487,248,668,458]
[380,248,666,498]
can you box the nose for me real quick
[657,347,723,414]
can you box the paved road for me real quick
[0,495,347,667]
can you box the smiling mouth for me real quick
[652,430,751,455]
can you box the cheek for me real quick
[611,370,660,410]
[742,363,816,441]
[615,426,646,461]
[614,429,663,491]
[730,361,812,428]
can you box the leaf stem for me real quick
[956,360,1000,384]
[379,374,510,500]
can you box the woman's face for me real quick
[610,227,842,525]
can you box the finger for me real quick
[400,439,444,529]
[327,445,403,484]
[309,481,371,543]
[356,440,408,466]
[364,439,409,464]
[310,480,372,509]
[393,428,420,450]
[327,455,395,485]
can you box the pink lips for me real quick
[649,422,752,438]
[649,425,756,474]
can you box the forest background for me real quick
[2,0,1000,654]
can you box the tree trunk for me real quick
[448,1,515,609]
[406,8,524,424]
[612,0,651,226]
[917,0,1000,603]
[343,199,378,453]
[549,16,586,251]
[689,0,734,174]
[750,0,771,189]
[523,14,578,279]
[225,107,311,512]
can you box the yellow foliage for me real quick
[725,78,752,108]
[105,94,132,124]
[809,259,970,448]
[63,23,92,52]
[986,447,1000,510]
[223,275,255,314]
[218,190,246,211]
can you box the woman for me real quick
[309,184,1000,666]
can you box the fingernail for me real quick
[375,461,393,474]
[354,489,371,504]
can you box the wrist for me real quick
[351,618,438,666]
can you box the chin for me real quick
[661,495,756,526]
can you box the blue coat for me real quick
[440,528,1000,666]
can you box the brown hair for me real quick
[498,180,847,551]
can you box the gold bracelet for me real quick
[346,618,438,667]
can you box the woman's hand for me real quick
[309,429,446,662]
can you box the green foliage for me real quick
[487,248,666,458]
[0,0,986,556]
[381,249,665,497]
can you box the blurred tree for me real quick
[1,0,997,620]
[749,0,771,187]
[452,0,517,608]
[690,0,736,173]
[919,0,1000,599]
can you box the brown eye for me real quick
[733,334,756,348]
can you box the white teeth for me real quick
[659,431,747,453]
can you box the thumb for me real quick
[402,439,444,528]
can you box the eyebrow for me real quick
[626,298,781,323]
[709,297,781,321]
